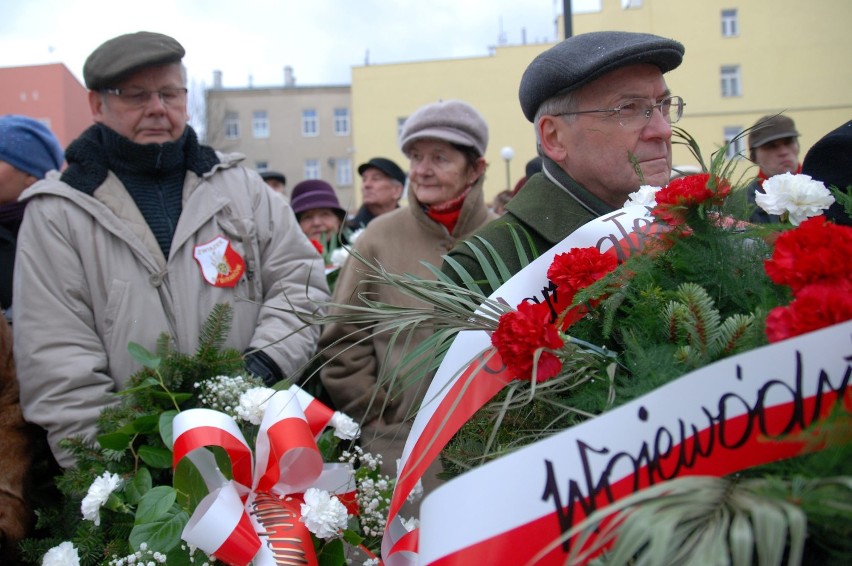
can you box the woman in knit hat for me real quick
[318,99,497,502]
[289,179,348,242]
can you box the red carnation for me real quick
[492,301,564,382]
[652,174,730,225]
[765,216,852,292]
[766,280,852,343]
[310,239,324,255]
[547,247,618,300]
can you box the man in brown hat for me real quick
[744,114,802,223]
[12,31,329,467]
[443,31,686,296]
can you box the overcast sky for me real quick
[0,0,600,90]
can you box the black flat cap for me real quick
[84,31,185,90]
[519,31,685,122]
[358,157,407,185]
[260,170,287,185]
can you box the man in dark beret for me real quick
[347,157,407,229]
[12,31,329,467]
[442,31,685,296]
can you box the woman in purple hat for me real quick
[289,179,348,243]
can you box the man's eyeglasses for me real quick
[102,87,188,108]
[553,95,685,128]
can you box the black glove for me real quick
[244,350,284,386]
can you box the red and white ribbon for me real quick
[173,388,357,565]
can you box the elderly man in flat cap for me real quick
[12,31,329,467]
[347,157,407,230]
[443,31,685,296]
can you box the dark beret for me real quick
[519,31,685,122]
[358,157,407,185]
[83,31,185,90]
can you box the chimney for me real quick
[284,66,296,87]
[213,70,222,88]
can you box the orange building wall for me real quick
[0,63,91,149]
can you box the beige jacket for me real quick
[13,155,328,466]
[320,179,496,424]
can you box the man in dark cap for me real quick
[743,114,802,223]
[347,157,406,229]
[443,31,685,295]
[12,31,328,467]
[260,170,287,196]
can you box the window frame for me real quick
[720,65,742,97]
[302,109,319,137]
[252,110,269,139]
[224,111,240,140]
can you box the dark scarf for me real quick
[61,124,219,256]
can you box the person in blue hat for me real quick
[0,114,64,319]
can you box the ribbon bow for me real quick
[172,386,356,566]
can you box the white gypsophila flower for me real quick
[196,374,263,416]
[755,172,835,225]
[42,541,80,566]
[363,559,380,566]
[299,488,349,539]
[234,386,277,425]
[81,471,122,526]
[329,411,361,440]
[406,477,423,503]
[625,185,661,207]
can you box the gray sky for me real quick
[0,0,598,90]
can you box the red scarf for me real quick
[758,163,802,184]
[424,186,472,234]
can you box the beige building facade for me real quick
[205,0,851,209]
[205,72,356,209]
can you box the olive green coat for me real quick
[442,157,617,296]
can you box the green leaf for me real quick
[316,537,345,566]
[131,413,161,434]
[138,445,174,469]
[125,467,153,505]
[173,456,212,512]
[129,505,188,554]
[128,341,161,369]
[118,377,161,395]
[135,485,177,524]
[342,528,365,546]
[97,431,132,451]
[159,410,178,449]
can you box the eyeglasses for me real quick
[554,95,685,128]
[103,87,188,108]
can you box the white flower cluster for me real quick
[340,446,394,537]
[193,374,262,417]
[756,172,835,225]
[234,386,277,425]
[42,541,80,566]
[299,488,349,539]
[81,471,122,526]
[108,543,167,565]
[625,185,661,208]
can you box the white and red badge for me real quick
[193,236,246,288]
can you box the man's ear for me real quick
[88,90,105,121]
[537,116,569,163]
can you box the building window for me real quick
[252,110,269,138]
[256,161,268,171]
[622,0,643,8]
[224,112,240,139]
[304,159,320,179]
[720,65,741,97]
[397,117,407,139]
[721,9,738,37]
[723,126,745,159]
[335,158,353,186]
[334,108,350,136]
[302,109,319,137]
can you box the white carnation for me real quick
[329,411,360,440]
[329,246,351,268]
[81,471,122,526]
[299,488,349,539]
[755,172,835,225]
[42,541,80,566]
[625,185,660,207]
[235,386,276,424]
